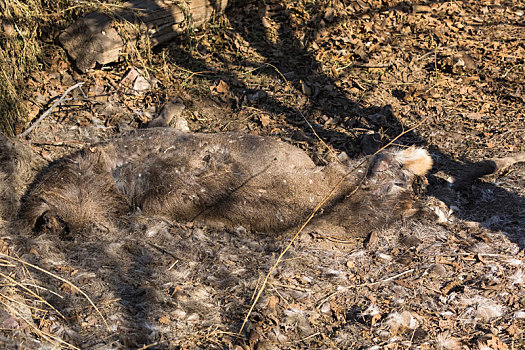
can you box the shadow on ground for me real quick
[3,1,523,348]
[163,0,524,246]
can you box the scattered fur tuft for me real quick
[436,332,462,350]
[0,135,46,221]
[385,311,419,335]
[475,299,504,321]
[393,147,433,176]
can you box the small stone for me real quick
[400,235,422,247]
[150,101,187,129]
[133,75,151,92]
[121,68,140,86]
[0,310,19,329]
[430,264,447,277]
[413,327,428,342]
[320,302,331,314]
[173,116,190,132]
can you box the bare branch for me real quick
[19,82,84,138]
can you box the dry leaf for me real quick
[260,114,270,127]
[261,16,272,28]
[267,295,279,310]
[212,80,229,94]
[158,316,171,325]
[366,230,378,248]
[300,80,312,96]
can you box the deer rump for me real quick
[19,128,433,238]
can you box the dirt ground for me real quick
[0,0,524,349]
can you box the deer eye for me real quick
[367,153,394,177]
[33,211,72,240]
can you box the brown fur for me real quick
[0,135,45,221]
[453,153,525,190]
[15,128,433,237]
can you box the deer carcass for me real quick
[14,128,434,238]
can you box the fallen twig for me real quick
[238,117,429,335]
[20,82,84,138]
[0,271,65,319]
[316,268,415,308]
[337,62,393,71]
[300,111,337,161]
[0,253,111,332]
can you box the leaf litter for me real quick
[0,0,524,348]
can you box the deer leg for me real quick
[453,153,525,190]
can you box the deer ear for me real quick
[394,147,433,176]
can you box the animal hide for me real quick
[11,128,433,238]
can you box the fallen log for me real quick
[59,0,228,72]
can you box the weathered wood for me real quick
[59,0,228,72]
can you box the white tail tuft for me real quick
[394,147,433,176]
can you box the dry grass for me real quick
[0,0,523,347]
[0,245,81,348]
[0,0,115,135]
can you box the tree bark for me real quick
[59,0,228,72]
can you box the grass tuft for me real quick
[0,0,115,135]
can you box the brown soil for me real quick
[1,0,524,349]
